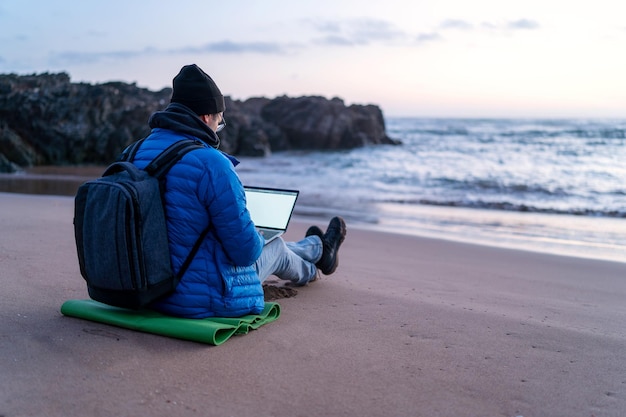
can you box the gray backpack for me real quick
[74,138,208,309]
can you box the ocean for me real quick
[234,118,626,264]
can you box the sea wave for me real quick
[430,177,571,196]
[378,198,626,218]
[389,118,626,141]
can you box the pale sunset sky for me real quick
[1,0,625,118]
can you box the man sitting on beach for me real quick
[130,64,346,319]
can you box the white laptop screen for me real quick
[244,187,299,230]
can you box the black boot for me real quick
[306,217,347,275]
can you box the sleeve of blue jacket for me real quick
[196,149,263,266]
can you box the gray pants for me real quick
[255,235,322,285]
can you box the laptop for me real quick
[244,186,299,244]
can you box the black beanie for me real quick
[170,64,225,115]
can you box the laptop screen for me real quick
[244,187,299,230]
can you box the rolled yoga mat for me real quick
[61,299,281,345]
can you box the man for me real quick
[130,64,346,318]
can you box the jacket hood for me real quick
[148,102,221,149]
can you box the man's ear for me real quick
[199,114,210,123]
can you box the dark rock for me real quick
[261,96,399,150]
[0,153,20,173]
[0,72,169,171]
[0,72,399,172]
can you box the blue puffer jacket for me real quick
[131,103,265,318]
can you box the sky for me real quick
[1,0,625,118]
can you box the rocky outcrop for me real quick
[0,73,170,172]
[261,96,397,150]
[0,72,399,172]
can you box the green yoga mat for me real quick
[61,299,280,346]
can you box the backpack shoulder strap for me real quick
[176,225,211,280]
[117,138,146,162]
[145,139,209,281]
[145,139,205,179]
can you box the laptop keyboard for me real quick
[260,229,280,241]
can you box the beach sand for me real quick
[1,192,625,417]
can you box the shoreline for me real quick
[2,168,625,265]
[296,199,626,265]
[1,192,626,416]
[351,202,626,265]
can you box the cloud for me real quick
[49,40,289,66]
[408,17,540,46]
[415,32,443,43]
[177,41,287,54]
[307,19,342,34]
[439,19,474,30]
[350,18,406,43]
[309,18,407,46]
[51,49,143,65]
[313,35,358,46]
[480,19,541,32]
[507,19,540,30]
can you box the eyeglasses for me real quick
[216,114,226,133]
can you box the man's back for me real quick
[131,124,264,318]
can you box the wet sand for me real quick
[1,192,625,417]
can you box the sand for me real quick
[1,192,625,417]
